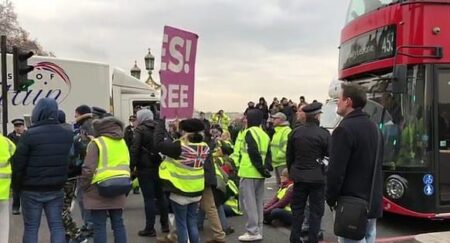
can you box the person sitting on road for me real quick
[263,168,294,227]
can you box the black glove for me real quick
[261,168,272,178]
[265,162,273,172]
[327,200,337,210]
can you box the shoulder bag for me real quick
[333,129,382,240]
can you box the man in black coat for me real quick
[12,98,73,242]
[287,102,330,243]
[130,109,169,237]
[326,83,383,243]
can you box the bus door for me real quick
[436,67,450,205]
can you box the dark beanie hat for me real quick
[92,106,107,118]
[179,118,205,133]
[246,109,263,127]
[58,110,66,123]
[75,105,91,115]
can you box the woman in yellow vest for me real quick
[81,116,130,243]
[0,135,15,243]
[263,168,293,227]
[155,118,212,243]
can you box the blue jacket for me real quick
[12,98,73,192]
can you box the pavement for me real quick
[8,176,450,242]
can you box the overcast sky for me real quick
[13,0,349,112]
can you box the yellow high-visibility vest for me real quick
[276,184,294,212]
[0,135,16,200]
[225,197,243,215]
[270,126,291,168]
[159,141,208,194]
[90,136,130,184]
[230,130,245,166]
[237,126,270,179]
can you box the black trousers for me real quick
[138,174,169,229]
[290,182,325,243]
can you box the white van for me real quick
[0,55,159,133]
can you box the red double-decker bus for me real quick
[337,0,450,219]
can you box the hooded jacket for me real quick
[81,116,127,209]
[12,98,73,192]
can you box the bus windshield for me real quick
[346,0,399,23]
[355,64,432,170]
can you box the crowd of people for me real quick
[0,83,383,243]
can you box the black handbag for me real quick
[334,129,382,240]
[97,177,132,198]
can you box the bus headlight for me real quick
[385,175,407,200]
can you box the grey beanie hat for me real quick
[136,109,154,125]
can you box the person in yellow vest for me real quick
[263,168,294,227]
[155,118,212,243]
[229,116,247,169]
[270,112,292,187]
[237,109,272,242]
[211,110,230,131]
[0,135,16,243]
[81,116,130,243]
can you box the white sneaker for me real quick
[238,233,263,241]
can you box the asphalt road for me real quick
[8,178,450,242]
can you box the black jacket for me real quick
[7,132,22,145]
[154,120,216,197]
[130,120,162,175]
[286,119,330,183]
[12,99,73,192]
[124,125,134,148]
[326,109,383,218]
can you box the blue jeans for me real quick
[21,190,65,243]
[91,209,127,243]
[171,200,200,243]
[338,218,377,243]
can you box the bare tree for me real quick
[0,0,49,55]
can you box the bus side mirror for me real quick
[392,65,407,94]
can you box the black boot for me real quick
[138,228,156,237]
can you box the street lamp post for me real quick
[130,60,141,79]
[144,48,161,90]
[144,48,155,77]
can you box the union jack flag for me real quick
[180,144,210,168]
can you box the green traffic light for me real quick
[18,79,35,92]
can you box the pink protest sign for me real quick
[159,26,198,119]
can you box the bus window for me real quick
[358,65,432,170]
[346,0,398,23]
[438,72,450,151]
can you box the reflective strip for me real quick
[0,174,11,179]
[0,161,9,168]
[96,165,130,174]
[97,137,109,169]
[169,171,204,180]
[165,158,203,171]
